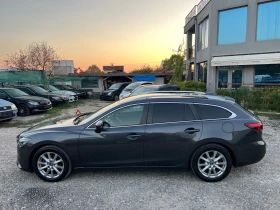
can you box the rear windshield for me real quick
[109,83,122,90]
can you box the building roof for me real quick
[103,66,124,71]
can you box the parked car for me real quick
[0,98,18,121]
[0,88,51,116]
[39,85,78,102]
[13,85,68,106]
[100,82,130,101]
[16,94,265,182]
[52,84,88,99]
[122,84,181,99]
[119,81,153,99]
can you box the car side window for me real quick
[195,104,232,120]
[152,103,186,123]
[0,91,7,99]
[101,105,145,127]
[19,88,34,95]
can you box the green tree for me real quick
[162,54,184,71]
[85,65,102,74]
[169,54,185,84]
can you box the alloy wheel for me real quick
[37,152,65,179]
[197,150,227,179]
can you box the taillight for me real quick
[245,122,263,132]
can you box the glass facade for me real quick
[257,1,280,41]
[218,7,248,45]
[81,79,99,88]
[255,65,280,87]
[198,18,209,50]
[218,70,228,88]
[232,70,243,88]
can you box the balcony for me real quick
[185,0,211,25]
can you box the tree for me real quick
[168,54,185,84]
[3,41,60,70]
[162,54,185,71]
[85,65,102,74]
[131,64,162,74]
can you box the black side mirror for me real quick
[95,120,104,133]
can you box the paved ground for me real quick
[0,100,280,209]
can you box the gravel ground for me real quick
[0,102,280,209]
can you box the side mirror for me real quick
[95,120,104,133]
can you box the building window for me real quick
[232,70,243,88]
[255,65,280,87]
[198,62,207,83]
[257,1,280,41]
[81,78,99,88]
[218,7,248,45]
[199,18,209,50]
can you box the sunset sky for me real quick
[0,0,196,72]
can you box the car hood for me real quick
[51,90,76,96]
[15,95,49,102]
[102,90,115,94]
[0,99,14,106]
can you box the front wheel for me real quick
[32,146,72,182]
[18,104,30,116]
[191,144,232,182]
[114,95,119,101]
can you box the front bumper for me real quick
[100,95,114,101]
[68,95,78,102]
[17,145,32,172]
[0,109,17,121]
[235,140,266,167]
[28,103,52,112]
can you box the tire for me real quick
[191,144,232,182]
[114,95,119,101]
[32,146,72,182]
[18,104,30,116]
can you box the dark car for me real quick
[100,82,130,101]
[13,85,67,106]
[17,94,265,182]
[0,88,52,116]
[123,84,181,99]
[52,84,89,99]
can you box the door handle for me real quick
[127,134,141,141]
[185,128,200,134]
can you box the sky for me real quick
[0,0,196,72]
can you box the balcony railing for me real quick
[185,0,211,25]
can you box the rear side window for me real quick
[195,104,232,120]
[152,103,194,123]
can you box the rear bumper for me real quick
[235,140,266,167]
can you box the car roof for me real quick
[0,88,17,90]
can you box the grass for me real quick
[255,112,280,120]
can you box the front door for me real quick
[144,103,202,166]
[79,104,148,167]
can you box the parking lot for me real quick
[0,100,280,210]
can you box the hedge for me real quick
[175,81,206,92]
[217,87,280,112]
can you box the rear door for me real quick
[143,102,202,166]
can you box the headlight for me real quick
[28,101,39,106]
[51,96,61,101]
[18,137,31,147]
[11,104,17,109]
[108,92,112,96]
[62,95,69,100]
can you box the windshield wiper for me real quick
[73,112,93,125]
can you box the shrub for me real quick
[217,87,280,112]
[175,81,206,92]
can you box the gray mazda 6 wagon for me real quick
[17,94,266,182]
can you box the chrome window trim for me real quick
[86,103,148,129]
[147,120,201,126]
[194,103,237,120]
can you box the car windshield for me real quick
[131,86,158,96]
[123,83,140,91]
[63,85,74,90]
[48,85,60,91]
[109,84,122,90]
[79,101,122,125]
[30,86,48,94]
[4,89,29,97]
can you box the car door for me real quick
[144,102,202,167]
[79,104,149,167]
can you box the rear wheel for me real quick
[191,144,232,182]
[32,146,72,182]
[18,104,30,116]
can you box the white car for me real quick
[119,81,153,99]
[40,85,78,103]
